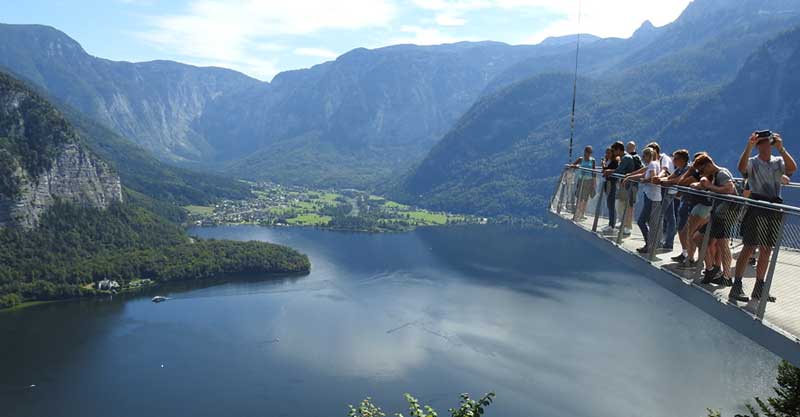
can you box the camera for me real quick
[755,130,776,144]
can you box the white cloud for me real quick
[435,14,467,26]
[132,0,693,79]
[410,0,691,42]
[137,0,397,80]
[523,0,692,44]
[294,47,339,59]
[390,25,461,46]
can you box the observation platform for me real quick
[549,167,800,365]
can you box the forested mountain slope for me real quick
[393,0,800,216]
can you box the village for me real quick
[184,182,486,232]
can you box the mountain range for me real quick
[2,0,800,216]
[392,0,800,215]
[0,24,557,187]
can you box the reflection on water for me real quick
[0,225,780,417]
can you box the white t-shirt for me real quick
[642,160,662,202]
[660,154,674,175]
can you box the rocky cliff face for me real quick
[0,143,122,228]
[0,71,122,228]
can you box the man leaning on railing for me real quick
[688,154,738,285]
[730,131,797,302]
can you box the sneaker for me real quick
[729,281,748,302]
[751,281,776,303]
[701,267,722,284]
[712,276,733,287]
[601,225,615,233]
[623,228,632,236]
[636,246,650,254]
[671,253,687,263]
[678,259,698,269]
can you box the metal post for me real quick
[591,175,605,232]
[756,212,787,320]
[556,170,567,215]
[694,200,716,280]
[573,172,586,221]
[616,183,635,245]
[555,170,566,214]
[648,194,671,261]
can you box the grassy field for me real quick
[286,214,332,225]
[407,211,448,224]
[184,205,215,216]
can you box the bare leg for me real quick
[678,225,688,253]
[686,216,707,261]
[719,239,732,277]
[734,245,756,279]
[756,245,773,282]
[704,239,717,271]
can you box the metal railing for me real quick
[551,165,800,340]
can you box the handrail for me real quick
[563,165,800,216]
[564,164,800,188]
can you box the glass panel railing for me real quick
[551,166,800,339]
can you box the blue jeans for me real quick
[661,196,677,249]
[638,195,661,248]
[606,182,617,226]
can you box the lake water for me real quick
[0,225,780,417]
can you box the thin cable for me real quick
[568,0,583,163]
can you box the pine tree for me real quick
[708,360,800,417]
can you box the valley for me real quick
[185,182,483,232]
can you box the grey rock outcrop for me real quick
[0,142,122,228]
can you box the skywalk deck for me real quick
[550,167,800,365]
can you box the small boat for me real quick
[151,296,169,303]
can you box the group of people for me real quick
[570,131,796,303]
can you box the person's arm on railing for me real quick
[627,166,646,177]
[775,134,797,176]
[695,176,735,195]
[738,132,757,175]
[677,166,697,186]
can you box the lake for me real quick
[0,225,780,417]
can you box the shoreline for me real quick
[0,269,311,312]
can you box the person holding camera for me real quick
[730,131,797,302]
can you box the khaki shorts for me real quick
[691,204,711,219]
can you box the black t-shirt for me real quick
[631,152,644,170]
[684,169,709,206]
[605,159,620,186]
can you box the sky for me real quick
[2,0,693,81]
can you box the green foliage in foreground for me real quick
[0,201,310,308]
[708,361,800,417]
[348,392,495,417]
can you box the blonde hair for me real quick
[642,147,654,162]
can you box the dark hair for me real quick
[611,141,625,152]
[673,149,689,161]
[646,141,661,154]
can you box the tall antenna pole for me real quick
[568,0,583,163]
